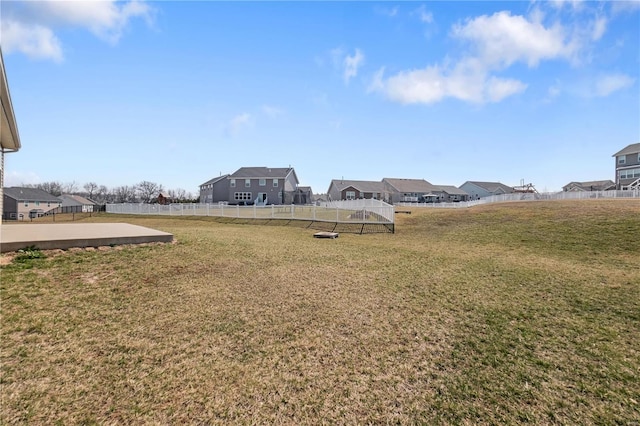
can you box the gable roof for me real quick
[433,185,469,195]
[3,187,61,202]
[613,143,640,157]
[230,167,296,180]
[562,180,615,191]
[60,194,95,206]
[329,179,387,193]
[200,174,230,187]
[462,181,514,194]
[383,178,438,193]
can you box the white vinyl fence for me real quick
[397,189,640,209]
[106,201,395,231]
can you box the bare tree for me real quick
[113,185,137,203]
[97,185,110,203]
[84,182,98,200]
[28,181,64,196]
[63,181,78,194]
[136,181,163,203]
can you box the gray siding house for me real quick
[432,185,470,202]
[59,194,97,213]
[613,143,640,190]
[327,179,388,202]
[199,167,302,205]
[383,178,440,204]
[199,174,230,204]
[3,187,61,220]
[459,181,514,200]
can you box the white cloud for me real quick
[4,170,42,187]
[452,11,575,68]
[591,16,607,41]
[414,5,434,24]
[594,73,635,97]
[1,20,63,62]
[262,105,284,118]
[373,59,527,105]
[375,6,398,18]
[1,0,153,61]
[226,113,253,136]
[343,49,365,84]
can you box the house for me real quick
[199,167,302,205]
[199,174,230,204]
[59,194,97,213]
[562,180,615,192]
[432,185,470,202]
[3,187,62,220]
[327,179,388,202]
[157,192,172,205]
[1,50,22,220]
[612,143,640,190]
[459,181,514,200]
[382,178,440,204]
[292,186,313,204]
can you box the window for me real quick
[230,179,236,187]
[620,168,640,179]
[234,192,252,201]
[259,179,266,186]
[618,156,626,165]
[346,191,356,200]
[273,179,278,187]
[245,179,251,188]
[36,201,40,206]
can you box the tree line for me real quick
[22,181,198,204]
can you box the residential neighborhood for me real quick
[2,143,639,220]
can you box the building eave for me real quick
[0,49,21,152]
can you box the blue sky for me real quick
[2,0,639,195]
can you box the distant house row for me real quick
[198,166,522,205]
[2,187,97,220]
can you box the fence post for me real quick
[291,205,294,219]
[254,204,257,219]
[313,204,316,221]
[271,204,274,218]
[236,204,239,218]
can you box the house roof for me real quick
[60,194,95,206]
[613,143,640,157]
[383,178,438,193]
[230,167,296,180]
[463,181,514,193]
[4,187,61,202]
[329,179,387,193]
[434,185,469,195]
[199,174,230,187]
[562,180,615,191]
[1,49,21,152]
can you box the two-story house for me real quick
[199,167,302,205]
[3,187,62,220]
[613,143,640,190]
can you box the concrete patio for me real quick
[0,223,173,253]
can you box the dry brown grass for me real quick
[1,200,639,424]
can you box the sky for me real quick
[2,0,639,195]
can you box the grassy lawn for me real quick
[2,200,639,424]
